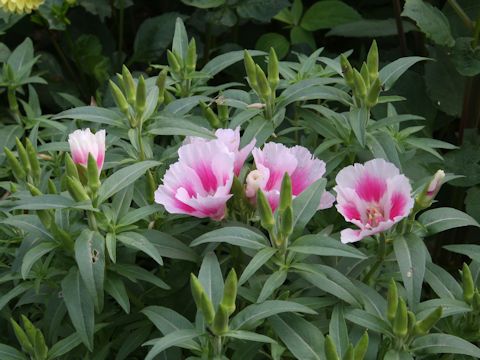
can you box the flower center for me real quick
[366,205,384,228]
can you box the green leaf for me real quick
[443,244,480,263]
[105,275,130,314]
[301,1,361,31]
[416,298,470,319]
[133,13,180,63]
[225,330,276,343]
[118,205,159,227]
[0,283,32,311]
[61,268,95,351]
[329,304,348,358]
[379,56,428,91]
[465,186,480,223]
[143,329,202,360]
[255,33,289,59]
[344,308,393,335]
[11,195,77,211]
[202,50,266,77]
[142,229,198,262]
[149,116,215,138]
[239,247,278,285]
[97,161,159,204]
[191,227,268,250]
[231,300,316,330]
[292,178,326,237]
[402,0,454,47]
[0,344,27,360]
[198,252,224,308]
[236,0,289,22]
[451,37,480,76]
[410,334,480,357]
[288,234,366,259]
[181,0,225,9]
[164,96,210,115]
[117,231,163,266]
[53,106,125,127]
[424,262,462,299]
[393,234,426,309]
[418,207,480,235]
[172,17,189,61]
[257,270,287,303]
[74,230,105,310]
[327,18,417,38]
[111,264,169,289]
[383,350,414,360]
[21,242,58,279]
[48,324,107,359]
[269,313,324,360]
[8,38,33,74]
[349,107,368,148]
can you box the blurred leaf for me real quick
[465,186,480,223]
[451,37,480,76]
[237,0,289,22]
[402,0,454,47]
[418,207,480,235]
[379,56,428,91]
[181,0,225,9]
[191,227,268,250]
[410,334,480,357]
[255,33,289,59]
[327,18,416,37]
[78,0,111,21]
[301,1,361,31]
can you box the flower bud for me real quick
[221,269,237,316]
[199,101,221,129]
[246,102,266,109]
[366,78,381,108]
[244,50,258,90]
[354,331,369,360]
[387,278,398,323]
[212,303,230,335]
[340,54,355,89]
[353,69,367,100]
[257,189,275,232]
[15,137,31,174]
[87,154,100,194]
[462,263,475,304]
[66,176,90,202]
[367,40,379,84]
[414,306,442,335]
[167,50,182,73]
[109,80,129,115]
[135,75,147,117]
[343,344,354,360]
[255,64,271,99]
[186,38,197,73]
[279,206,293,240]
[4,147,26,180]
[324,335,340,360]
[156,69,168,105]
[25,138,40,183]
[268,47,279,91]
[121,65,136,105]
[278,173,292,212]
[393,298,408,338]
[360,63,370,89]
[68,128,106,172]
[245,169,268,198]
[416,170,445,209]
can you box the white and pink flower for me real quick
[68,128,106,171]
[245,142,335,211]
[154,140,235,221]
[334,159,414,244]
[186,127,255,176]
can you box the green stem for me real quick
[213,336,222,357]
[448,0,474,31]
[473,14,480,48]
[87,211,98,231]
[137,123,146,161]
[363,234,386,283]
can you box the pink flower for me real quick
[68,128,106,171]
[245,142,335,211]
[154,140,235,221]
[186,127,255,176]
[334,159,414,244]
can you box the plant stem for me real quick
[363,234,386,283]
[447,0,474,31]
[137,124,146,161]
[213,336,222,357]
[87,211,98,231]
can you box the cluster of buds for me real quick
[462,263,480,313]
[324,331,369,360]
[257,173,294,253]
[244,48,279,120]
[110,66,167,129]
[341,40,381,109]
[386,279,442,348]
[167,37,197,97]
[4,137,41,186]
[190,269,237,336]
[199,96,230,129]
[11,315,48,360]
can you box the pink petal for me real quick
[319,191,335,210]
[235,137,256,176]
[355,174,387,202]
[290,146,326,195]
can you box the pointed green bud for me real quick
[414,306,442,336]
[47,179,57,194]
[186,38,197,73]
[360,62,370,89]
[244,50,258,90]
[268,47,279,91]
[212,303,230,335]
[66,176,90,202]
[199,101,221,128]
[65,153,79,180]
[146,170,156,204]
[190,273,204,308]
[87,154,100,194]
[27,183,42,197]
[27,184,52,228]
[15,137,31,174]
[354,331,369,360]
[136,75,147,117]
[387,278,398,323]
[366,78,381,108]
[367,40,379,83]
[255,64,271,99]
[25,138,40,183]
[324,335,340,360]
[257,189,275,232]
[167,50,182,73]
[407,310,416,334]
[11,318,34,355]
[122,65,136,104]
[353,69,367,100]
[33,328,48,360]
[156,69,168,105]
[221,269,237,316]
[462,263,475,304]
[200,292,215,324]
[415,170,446,210]
[472,290,480,311]
[340,54,355,89]
[279,206,294,240]
[4,147,26,180]
[343,344,354,360]
[21,315,37,346]
[393,298,408,338]
[278,172,292,212]
[109,80,129,114]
